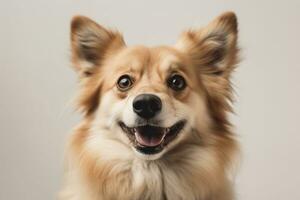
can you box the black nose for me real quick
[133,94,162,119]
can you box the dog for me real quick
[59,11,240,200]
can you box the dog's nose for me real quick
[133,94,162,119]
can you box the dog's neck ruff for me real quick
[65,130,233,200]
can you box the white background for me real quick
[1,0,300,199]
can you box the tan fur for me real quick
[60,12,240,200]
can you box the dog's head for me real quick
[70,12,239,160]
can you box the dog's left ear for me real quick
[176,12,239,77]
[176,12,240,126]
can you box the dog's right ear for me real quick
[71,16,125,76]
[70,16,125,115]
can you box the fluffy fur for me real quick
[59,12,240,200]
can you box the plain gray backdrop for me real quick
[1,0,300,199]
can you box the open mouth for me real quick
[118,120,186,155]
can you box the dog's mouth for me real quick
[118,120,186,155]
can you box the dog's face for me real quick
[95,46,209,160]
[70,12,238,160]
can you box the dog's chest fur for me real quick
[61,155,232,200]
[129,160,193,200]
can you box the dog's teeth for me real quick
[162,132,167,140]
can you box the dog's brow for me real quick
[117,63,142,74]
[129,67,138,73]
[128,66,145,77]
[167,63,188,74]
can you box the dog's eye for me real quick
[167,74,186,91]
[117,75,134,91]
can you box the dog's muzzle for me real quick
[118,93,186,156]
[119,120,186,155]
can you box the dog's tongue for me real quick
[135,126,166,147]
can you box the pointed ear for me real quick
[71,16,125,76]
[176,12,240,128]
[176,12,239,76]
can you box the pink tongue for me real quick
[135,131,165,147]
